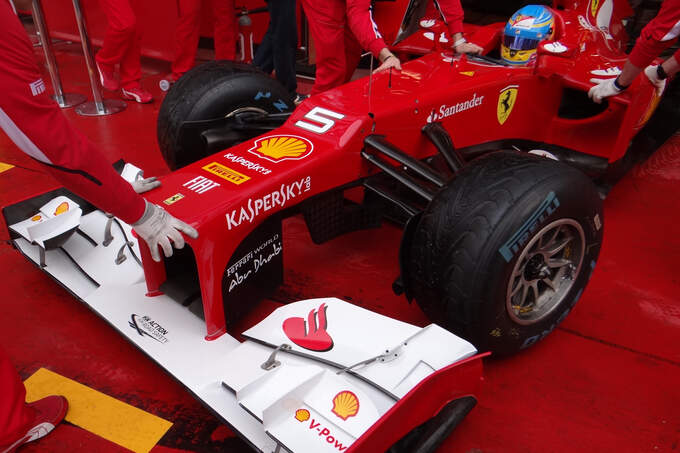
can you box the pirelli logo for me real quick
[202,162,250,185]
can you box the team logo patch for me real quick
[248,135,313,163]
[282,302,333,352]
[202,162,250,185]
[331,391,359,421]
[497,85,519,125]
[164,193,184,205]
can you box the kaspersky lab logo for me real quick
[129,314,169,344]
[282,303,333,352]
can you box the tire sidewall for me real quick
[157,61,294,170]
[473,171,603,354]
[408,152,604,356]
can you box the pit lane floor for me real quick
[0,32,679,453]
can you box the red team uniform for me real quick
[299,0,466,95]
[0,0,145,443]
[171,0,237,79]
[628,0,680,68]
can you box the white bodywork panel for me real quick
[8,197,477,453]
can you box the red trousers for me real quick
[0,347,32,446]
[0,0,145,225]
[95,0,143,89]
[629,0,680,68]
[171,0,237,77]
[299,0,364,95]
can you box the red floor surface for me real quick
[1,28,679,453]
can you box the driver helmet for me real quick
[501,5,555,65]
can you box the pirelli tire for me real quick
[406,151,603,356]
[157,61,294,170]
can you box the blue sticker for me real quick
[273,99,289,112]
[499,191,560,262]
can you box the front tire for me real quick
[407,151,603,356]
[157,61,294,170]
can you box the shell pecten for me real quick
[54,202,69,216]
[256,136,307,160]
[331,391,359,421]
[295,408,310,422]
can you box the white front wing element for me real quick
[9,197,478,453]
[242,298,477,398]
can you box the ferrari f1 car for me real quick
[2,0,670,451]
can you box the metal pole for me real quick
[71,0,126,116]
[31,0,86,108]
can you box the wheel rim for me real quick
[505,219,585,325]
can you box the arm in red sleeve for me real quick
[434,0,464,36]
[0,1,145,225]
[345,0,387,57]
[628,0,680,68]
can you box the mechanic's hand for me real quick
[374,54,402,74]
[454,42,483,55]
[588,77,621,104]
[130,176,161,194]
[644,65,667,96]
[133,201,199,262]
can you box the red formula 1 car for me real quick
[2,0,670,451]
[155,0,662,353]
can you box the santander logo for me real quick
[282,303,334,352]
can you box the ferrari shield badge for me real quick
[590,0,601,19]
[497,85,519,125]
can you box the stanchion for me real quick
[32,0,86,108]
[70,0,126,116]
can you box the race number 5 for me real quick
[295,107,345,134]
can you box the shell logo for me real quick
[31,214,42,222]
[248,135,314,163]
[295,409,310,422]
[331,391,359,421]
[53,202,69,216]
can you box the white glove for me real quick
[588,77,622,104]
[133,201,199,262]
[644,65,667,96]
[130,176,161,194]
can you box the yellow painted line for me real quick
[24,368,172,453]
[0,162,14,174]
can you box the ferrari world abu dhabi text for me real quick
[225,177,311,230]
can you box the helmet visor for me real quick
[503,35,540,51]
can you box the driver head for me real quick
[501,5,555,66]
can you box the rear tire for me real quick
[157,61,293,170]
[407,151,603,356]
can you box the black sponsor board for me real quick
[221,216,283,329]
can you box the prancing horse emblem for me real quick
[497,86,519,125]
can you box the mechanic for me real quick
[0,346,68,452]
[589,0,680,103]
[1,2,198,443]
[253,0,302,103]
[94,0,154,103]
[299,0,483,95]
[2,0,198,259]
[500,5,555,66]
[166,0,237,85]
